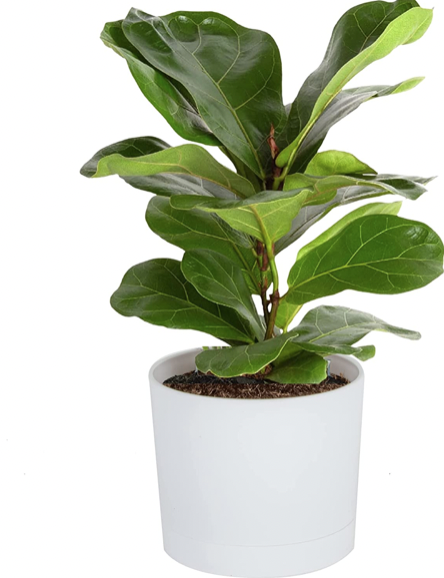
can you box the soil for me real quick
[163,370,349,399]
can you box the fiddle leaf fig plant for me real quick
[81,1,443,384]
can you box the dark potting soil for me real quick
[163,370,349,399]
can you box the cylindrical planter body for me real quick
[149,349,365,578]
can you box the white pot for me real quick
[149,348,365,578]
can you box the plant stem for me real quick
[263,236,279,340]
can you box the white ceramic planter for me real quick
[149,348,365,578]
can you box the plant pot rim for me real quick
[150,347,364,403]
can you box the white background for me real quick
[1,1,443,576]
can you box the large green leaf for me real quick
[122,9,286,178]
[80,136,236,199]
[297,201,402,261]
[182,250,263,340]
[281,214,443,309]
[101,20,219,146]
[267,351,328,385]
[282,78,424,174]
[284,173,428,207]
[170,188,311,242]
[195,331,299,377]
[275,174,432,253]
[110,258,256,344]
[277,3,432,169]
[145,196,261,293]
[305,150,376,177]
[292,305,420,351]
[82,142,256,199]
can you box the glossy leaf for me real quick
[82,142,256,198]
[281,214,444,309]
[297,201,402,261]
[195,331,299,377]
[101,20,219,146]
[305,150,376,176]
[182,250,264,340]
[145,196,261,293]
[170,188,311,242]
[283,78,424,174]
[275,174,432,253]
[292,305,421,352]
[122,8,286,178]
[80,137,235,199]
[267,351,328,384]
[277,3,432,169]
[110,259,256,344]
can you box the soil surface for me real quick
[163,371,349,399]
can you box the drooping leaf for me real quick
[267,350,328,384]
[292,305,420,351]
[182,250,264,340]
[80,136,170,178]
[305,150,376,176]
[195,331,299,377]
[110,258,256,344]
[170,188,311,242]
[283,172,428,207]
[145,196,261,293]
[275,174,432,253]
[281,214,443,310]
[80,136,235,199]
[282,78,424,174]
[122,8,286,178]
[297,201,402,261]
[101,20,219,146]
[277,3,432,169]
[81,142,256,198]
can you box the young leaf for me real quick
[305,150,376,176]
[275,174,432,253]
[170,188,311,242]
[101,20,219,146]
[146,196,261,294]
[277,4,432,170]
[82,142,256,199]
[181,250,264,340]
[122,8,286,178]
[110,258,256,344]
[281,214,444,310]
[282,78,424,174]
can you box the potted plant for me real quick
[81,2,442,576]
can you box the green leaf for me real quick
[267,351,328,385]
[196,331,298,377]
[170,188,311,242]
[145,196,261,294]
[293,305,420,348]
[277,3,432,169]
[122,8,286,178]
[110,258,256,344]
[181,250,263,340]
[281,214,444,309]
[305,150,376,176]
[297,201,402,261]
[284,172,430,211]
[275,174,432,253]
[282,78,424,174]
[80,136,170,178]
[81,142,256,199]
[101,20,219,146]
